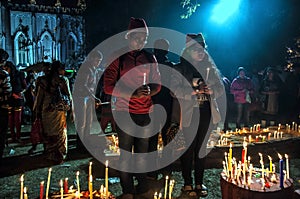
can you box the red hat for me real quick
[125,17,149,39]
[185,33,206,49]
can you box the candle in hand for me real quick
[285,154,289,179]
[20,174,24,199]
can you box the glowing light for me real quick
[211,0,241,24]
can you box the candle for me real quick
[206,67,210,81]
[268,156,272,173]
[278,153,284,188]
[224,152,229,177]
[105,160,109,199]
[222,161,227,174]
[154,192,158,199]
[229,143,232,177]
[20,174,24,199]
[169,180,174,199]
[40,181,44,199]
[46,168,52,199]
[284,170,287,182]
[100,185,104,198]
[248,135,251,143]
[164,176,168,199]
[76,171,80,197]
[89,175,93,199]
[259,153,264,178]
[89,162,92,179]
[250,127,253,132]
[268,133,271,140]
[158,193,162,199]
[60,179,63,199]
[24,187,28,199]
[285,154,289,179]
[64,178,68,193]
[255,136,259,142]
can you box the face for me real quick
[239,70,245,78]
[128,32,148,51]
[189,43,205,62]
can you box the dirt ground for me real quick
[0,122,300,199]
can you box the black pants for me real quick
[116,111,152,194]
[180,103,211,186]
[0,107,9,159]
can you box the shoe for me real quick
[178,185,197,199]
[116,194,134,199]
[195,184,208,198]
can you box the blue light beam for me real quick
[211,0,241,24]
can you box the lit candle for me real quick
[268,133,271,140]
[24,187,28,199]
[259,153,264,178]
[285,154,289,179]
[229,143,233,177]
[60,179,63,199]
[89,162,92,179]
[278,153,284,188]
[40,181,44,199]
[248,135,251,143]
[76,171,80,196]
[253,125,256,131]
[222,161,227,174]
[100,185,104,198]
[268,156,272,173]
[64,178,68,193]
[105,160,109,199]
[164,176,168,199]
[206,67,210,81]
[224,152,229,177]
[255,136,259,142]
[169,180,175,199]
[154,192,158,199]
[46,168,52,199]
[20,174,24,199]
[89,175,93,199]
[158,193,162,199]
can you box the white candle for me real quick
[259,153,264,178]
[60,179,63,199]
[154,192,158,199]
[224,152,229,177]
[46,168,52,199]
[20,174,24,199]
[169,180,174,199]
[76,171,80,196]
[285,154,289,179]
[89,162,92,179]
[143,73,146,85]
[24,187,28,199]
[164,176,168,199]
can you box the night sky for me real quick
[84,0,300,77]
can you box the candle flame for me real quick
[154,192,158,196]
[278,153,282,159]
[49,168,52,172]
[268,155,272,161]
[230,143,232,148]
[76,171,80,176]
[90,162,93,166]
[166,175,169,180]
[259,153,262,157]
[20,174,24,181]
[224,152,227,155]
[89,175,93,182]
[24,187,27,194]
[105,160,108,167]
[60,179,63,187]
[65,178,68,181]
[41,181,44,185]
[243,141,247,148]
[285,154,288,159]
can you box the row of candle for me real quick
[20,160,110,199]
[223,141,290,189]
[153,176,175,199]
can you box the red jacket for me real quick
[104,50,161,114]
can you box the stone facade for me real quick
[0,0,86,68]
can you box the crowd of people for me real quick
[0,16,300,199]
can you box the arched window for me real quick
[14,32,29,65]
[66,33,77,58]
[40,31,53,62]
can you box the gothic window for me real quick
[14,32,29,65]
[67,33,77,59]
[40,31,53,62]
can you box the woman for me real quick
[34,61,72,164]
[170,33,223,198]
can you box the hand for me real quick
[132,85,151,98]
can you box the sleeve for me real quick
[103,58,121,96]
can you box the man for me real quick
[104,17,161,199]
[0,49,12,162]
